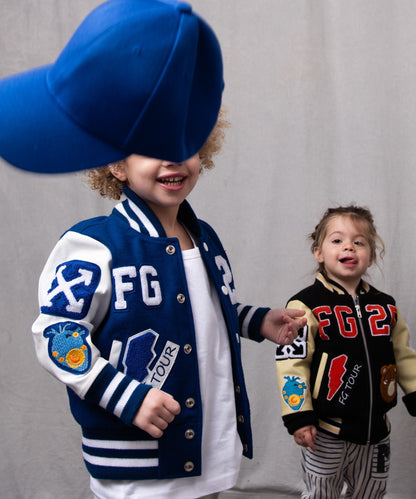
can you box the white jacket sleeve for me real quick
[32,230,151,425]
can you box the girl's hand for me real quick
[294,425,317,451]
[132,388,181,438]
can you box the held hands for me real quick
[260,308,307,345]
[133,388,181,438]
[294,425,317,451]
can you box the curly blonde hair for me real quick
[84,108,229,200]
[310,205,385,274]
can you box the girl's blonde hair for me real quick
[84,108,229,200]
[310,205,385,274]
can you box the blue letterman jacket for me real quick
[32,187,269,480]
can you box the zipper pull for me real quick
[353,296,362,318]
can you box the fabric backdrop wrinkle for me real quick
[1,1,416,498]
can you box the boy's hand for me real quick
[260,308,307,345]
[294,425,317,451]
[133,388,181,438]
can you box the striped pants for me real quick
[300,431,390,498]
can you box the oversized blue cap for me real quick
[0,0,224,173]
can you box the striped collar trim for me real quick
[316,272,370,295]
[113,187,165,237]
[115,198,161,237]
[113,187,201,239]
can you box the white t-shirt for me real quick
[90,246,242,498]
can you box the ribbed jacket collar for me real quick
[113,186,201,239]
[316,272,370,295]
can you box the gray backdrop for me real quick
[1,1,416,498]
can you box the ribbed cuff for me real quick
[283,410,317,435]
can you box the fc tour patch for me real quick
[123,330,179,388]
[282,375,307,411]
[41,260,101,319]
[326,355,363,407]
[43,321,91,374]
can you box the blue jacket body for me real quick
[33,188,269,480]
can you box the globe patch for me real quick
[44,321,91,374]
[282,375,307,411]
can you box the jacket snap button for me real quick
[177,293,186,303]
[237,415,245,423]
[184,461,194,472]
[235,385,241,394]
[166,245,175,255]
[185,429,195,439]
[185,397,195,408]
[184,344,192,354]
[221,285,228,295]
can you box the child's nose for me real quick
[161,160,181,167]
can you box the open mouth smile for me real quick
[157,175,186,187]
[339,257,358,265]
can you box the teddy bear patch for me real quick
[380,364,397,403]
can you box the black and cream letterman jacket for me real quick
[32,187,270,480]
[275,273,416,445]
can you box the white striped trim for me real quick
[238,305,256,338]
[318,419,341,435]
[115,203,141,232]
[83,451,158,468]
[127,199,159,237]
[99,372,125,409]
[113,379,140,418]
[108,340,123,368]
[82,436,158,450]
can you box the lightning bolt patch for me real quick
[327,354,347,400]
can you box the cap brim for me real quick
[0,66,127,173]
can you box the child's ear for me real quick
[110,162,127,182]
[314,247,324,263]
